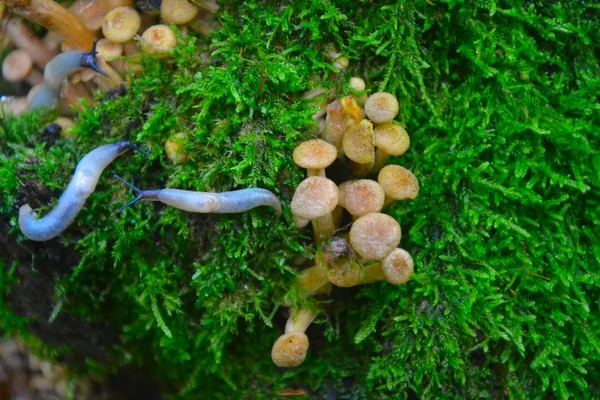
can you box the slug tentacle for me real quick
[19,141,131,241]
[113,175,159,213]
[80,40,109,78]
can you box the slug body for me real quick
[115,178,282,215]
[19,141,131,241]
[29,42,108,108]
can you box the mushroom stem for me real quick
[5,18,58,68]
[285,307,317,334]
[296,253,329,295]
[372,148,392,174]
[307,168,325,177]
[5,0,95,50]
[312,213,336,242]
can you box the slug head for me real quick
[80,40,109,77]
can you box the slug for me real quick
[19,141,135,241]
[114,175,282,215]
[29,40,108,108]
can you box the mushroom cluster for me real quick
[1,0,219,134]
[271,80,419,368]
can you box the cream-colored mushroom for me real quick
[372,123,410,173]
[161,0,199,25]
[140,25,178,56]
[364,92,399,124]
[342,119,375,176]
[340,179,385,219]
[102,6,141,43]
[291,177,339,242]
[271,308,317,368]
[349,213,401,261]
[2,50,43,86]
[293,139,337,177]
[329,248,414,287]
[165,132,190,164]
[378,165,420,207]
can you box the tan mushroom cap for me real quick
[102,6,141,43]
[293,139,337,172]
[161,0,199,25]
[337,180,355,208]
[340,95,364,124]
[364,92,399,124]
[327,257,362,288]
[140,25,177,55]
[271,332,309,368]
[342,119,374,164]
[374,123,410,156]
[343,179,385,217]
[349,213,401,261]
[96,39,123,61]
[2,50,34,82]
[291,177,339,220]
[382,248,414,285]
[378,165,420,200]
[349,77,366,91]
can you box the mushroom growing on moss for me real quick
[102,6,141,43]
[161,0,199,25]
[340,179,385,219]
[378,164,420,206]
[291,176,339,242]
[372,122,410,173]
[293,139,337,177]
[349,212,401,261]
[329,248,414,287]
[165,132,190,164]
[140,25,177,55]
[364,92,399,124]
[271,308,317,368]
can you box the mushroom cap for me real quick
[165,132,190,164]
[349,213,401,261]
[382,248,414,285]
[327,257,362,288]
[291,177,339,220]
[374,123,410,156]
[336,180,355,208]
[364,92,399,124]
[349,77,366,91]
[102,6,141,43]
[2,50,33,82]
[293,139,337,170]
[161,0,199,25]
[271,332,309,368]
[140,25,177,55]
[96,38,123,61]
[340,95,364,124]
[342,119,374,164]
[343,179,385,217]
[378,165,420,200]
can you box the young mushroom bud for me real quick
[165,132,190,164]
[140,25,177,55]
[102,6,141,43]
[349,77,367,104]
[291,177,339,242]
[293,139,337,177]
[53,117,77,139]
[349,213,401,261]
[378,165,420,206]
[95,39,124,62]
[341,179,385,219]
[364,92,399,124]
[161,0,199,25]
[2,50,44,86]
[372,123,410,173]
[271,308,317,368]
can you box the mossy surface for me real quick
[1,0,599,398]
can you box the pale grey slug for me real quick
[29,40,108,109]
[114,175,282,215]
[19,141,134,241]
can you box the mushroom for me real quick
[364,92,399,124]
[165,132,190,164]
[291,177,339,242]
[372,122,410,173]
[339,95,364,124]
[53,117,77,139]
[102,6,141,43]
[342,119,375,176]
[140,25,178,56]
[349,213,401,261]
[5,0,95,51]
[321,100,345,152]
[377,165,420,207]
[349,77,367,104]
[95,39,124,62]
[329,248,414,287]
[271,308,317,368]
[4,19,57,69]
[2,50,44,86]
[296,251,330,295]
[293,139,337,177]
[161,0,199,25]
[340,179,385,219]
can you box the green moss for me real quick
[1,0,599,398]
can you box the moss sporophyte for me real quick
[1,0,599,398]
